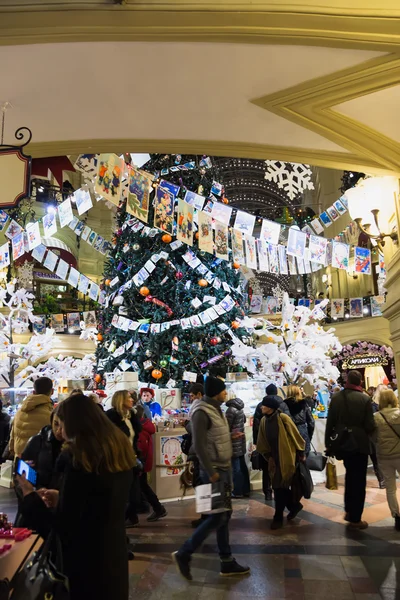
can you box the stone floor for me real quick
[2,470,400,599]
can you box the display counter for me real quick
[0,534,41,584]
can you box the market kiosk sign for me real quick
[0,127,32,208]
[342,354,388,369]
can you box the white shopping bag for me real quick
[195,481,231,514]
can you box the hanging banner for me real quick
[126,166,153,222]
[198,210,213,254]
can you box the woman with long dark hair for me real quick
[17,393,136,600]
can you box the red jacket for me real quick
[138,417,156,473]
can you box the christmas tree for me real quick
[95,154,249,388]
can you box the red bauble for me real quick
[175,271,184,280]
[210,337,219,346]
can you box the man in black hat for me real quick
[172,376,250,581]
[252,383,288,501]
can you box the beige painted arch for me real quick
[327,317,392,349]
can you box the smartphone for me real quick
[15,458,37,486]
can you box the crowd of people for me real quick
[0,369,400,598]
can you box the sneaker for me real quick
[128,550,135,561]
[395,515,400,531]
[220,559,250,577]
[172,551,192,581]
[270,518,283,530]
[265,490,273,502]
[147,506,167,522]
[125,516,139,528]
[347,520,369,530]
[287,503,303,521]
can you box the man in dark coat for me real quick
[325,369,376,530]
[226,397,249,498]
[252,384,289,501]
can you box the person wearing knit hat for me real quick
[172,376,250,580]
[252,384,289,502]
[257,394,306,530]
[139,387,162,420]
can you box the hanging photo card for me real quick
[260,219,281,245]
[159,179,180,199]
[81,226,91,242]
[331,299,344,318]
[93,236,104,252]
[0,210,9,231]
[309,235,328,265]
[67,312,81,332]
[233,211,256,236]
[87,230,96,245]
[31,243,47,263]
[68,216,79,232]
[355,246,371,274]
[55,258,69,281]
[278,245,288,274]
[302,224,314,236]
[26,222,41,251]
[5,219,23,240]
[33,315,46,334]
[350,298,363,318]
[310,218,324,235]
[68,267,80,288]
[250,295,263,314]
[326,205,340,222]
[371,295,385,317]
[198,210,213,254]
[231,229,245,265]
[42,212,57,237]
[126,166,153,222]
[334,199,347,216]
[51,314,65,333]
[58,198,74,228]
[244,235,257,269]
[296,257,305,274]
[12,232,25,261]
[287,255,297,275]
[268,243,279,274]
[74,188,93,216]
[154,186,174,234]
[211,202,232,226]
[177,199,194,247]
[184,190,205,211]
[0,242,10,270]
[256,239,269,272]
[319,211,332,228]
[95,153,124,205]
[78,274,90,295]
[287,228,306,259]
[332,241,349,270]
[264,297,278,315]
[214,220,229,260]
[43,249,58,272]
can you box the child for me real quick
[135,405,167,522]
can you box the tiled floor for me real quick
[2,470,400,598]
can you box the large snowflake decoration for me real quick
[17,261,34,290]
[271,284,285,309]
[264,161,314,200]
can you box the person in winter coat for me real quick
[107,390,145,527]
[0,400,10,459]
[253,383,289,501]
[374,389,400,530]
[9,377,54,458]
[368,388,385,488]
[135,405,167,522]
[281,385,315,456]
[21,407,64,489]
[17,393,136,600]
[139,388,162,419]
[226,397,250,498]
[257,396,306,530]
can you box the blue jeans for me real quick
[178,469,232,560]
[232,456,250,497]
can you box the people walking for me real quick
[281,385,315,455]
[373,389,400,530]
[172,376,250,581]
[9,377,54,458]
[17,393,135,600]
[135,405,167,522]
[257,396,306,530]
[226,396,250,498]
[253,384,288,501]
[368,388,385,488]
[325,369,375,530]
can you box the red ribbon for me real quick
[144,295,173,317]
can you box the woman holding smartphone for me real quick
[17,393,136,600]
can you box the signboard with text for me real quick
[342,354,388,369]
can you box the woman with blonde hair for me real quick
[374,389,400,530]
[281,385,315,455]
[106,390,143,526]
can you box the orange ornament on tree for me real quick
[222,196,229,205]
[105,279,111,286]
[97,333,103,342]
[139,286,150,297]
[198,279,208,287]
[94,374,102,383]
[162,234,172,243]
[152,369,163,380]
[232,262,240,269]
[195,232,199,240]
[231,320,240,329]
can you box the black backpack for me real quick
[180,433,192,456]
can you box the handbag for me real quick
[325,457,338,490]
[326,390,358,459]
[10,530,69,600]
[306,443,327,472]
[291,460,314,503]
[250,450,262,471]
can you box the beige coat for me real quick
[374,408,400,460]
[9,394,53,457]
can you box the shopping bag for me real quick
[250,450,262,471]
[306,444,327,472]
[195,478,232,514]
[325,457,338,490]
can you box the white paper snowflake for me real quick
[272,284,285,309]
[17,261,34,290]
[264,161,315,200]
